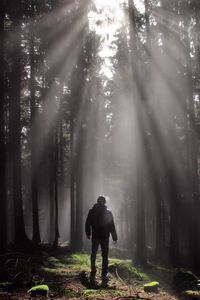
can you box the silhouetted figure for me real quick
[85,196,118,287]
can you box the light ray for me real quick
[89,0,125,82]
[134,0,145,14]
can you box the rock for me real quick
[144,281,159,293]
[27,284,49,297]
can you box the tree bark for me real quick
[128,0,147,265]
[70,115,76,249]
[30,0,41,244]
[0,0,7,253]
[10,0,28,243]
[52,127,60,248]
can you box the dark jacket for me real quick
[85,203,118,241]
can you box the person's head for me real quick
[97,196,106,206]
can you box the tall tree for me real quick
[128,0,146,265]
[69,0,92,251]
[30,0,41,244]
[10,0,28,243]
[0,0,7,253]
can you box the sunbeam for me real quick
[88,0,125,82]
[134,0,145,13]
[2,0,200,290]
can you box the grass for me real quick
[69,253,91,270]
[65,253,148,281]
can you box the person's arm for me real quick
[110,212,118,242]
[85,210,92,239]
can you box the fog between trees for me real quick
[0,0,200,269]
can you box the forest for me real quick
[1,0,200,299]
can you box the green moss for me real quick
[109,258,148,280]
[144,281,159,287]
[81,289,97,296]
[68,254,91,271]
[27,284,49,297]
[144,281,159,293]
[63,288,78,298]
[81,288,126,298]
[184,290,200,296]
[67,254,148,281]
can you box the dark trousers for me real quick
[90,238,109,280]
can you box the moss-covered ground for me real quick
[0,246,197,299]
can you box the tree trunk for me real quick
[30,0,41,244]
[10,0,28,243]
[52,127,60,248]
[0,0,7,253]
[74,128,84,251]
[128,0,147,265]
[70,116,76,249]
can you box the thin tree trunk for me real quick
[53,127,60,248]
[10,0,28,243]
[30,0,41,244]
[49,128,55,244]
[128,0,147,265]
[70,116,76,249]
[0,0,7,253]
[75,129,84,251]
[59,118,65,207]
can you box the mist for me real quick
[1,0,200,286]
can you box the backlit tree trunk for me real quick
[128,0,147,266]
[30,0,41,244]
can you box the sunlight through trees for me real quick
[1,0,200,272]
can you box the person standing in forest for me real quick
[85,196,118,287]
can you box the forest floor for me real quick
[0,245,199,300]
